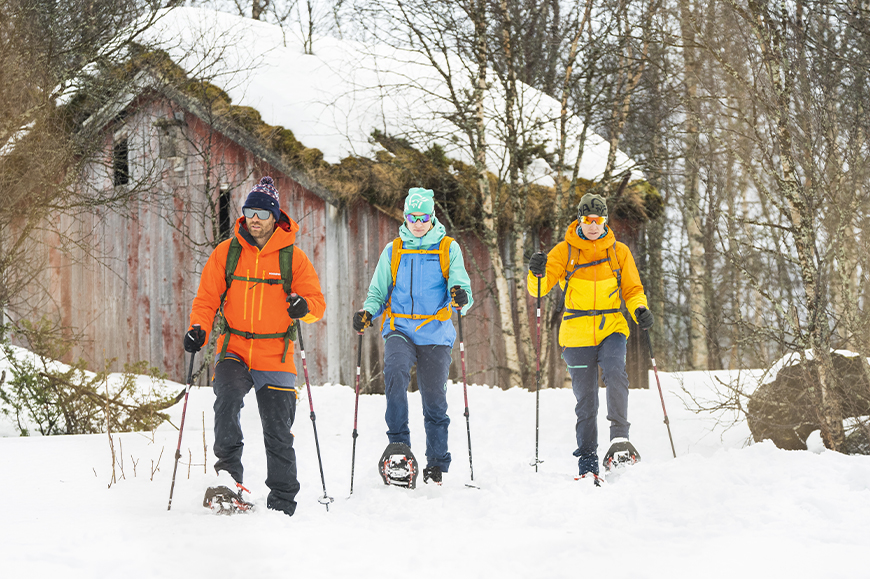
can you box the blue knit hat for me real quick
[243,176,281,221]
[404,187,435,215]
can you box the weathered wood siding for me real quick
[11,93,508,391]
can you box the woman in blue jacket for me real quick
[353,187,473,484]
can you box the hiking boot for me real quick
[423,466,442,485]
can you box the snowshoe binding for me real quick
[603,438,640,474]
[574,472,604,487]
[423,466,442,486]
[378,442,419,489]
[203,482,255,515]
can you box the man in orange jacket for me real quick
[184,176,325,515]
[528,193,652,484]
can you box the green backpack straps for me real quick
[223,237,243,298]
[217,239,297,362]
[278,245,297,347]
[278,245,294,296]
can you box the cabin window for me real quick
[113,138,129,186]
[219,184,232,241]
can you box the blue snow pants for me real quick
[383,332,453,471]
[212,355,299,515]
[562,332,630,475]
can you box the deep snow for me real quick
[1,359,868,578]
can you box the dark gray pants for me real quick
[212,356,299,515]
[563,332,630,475]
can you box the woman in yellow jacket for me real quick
[528,193,653,483]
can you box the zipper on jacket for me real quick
[592,241,598,346]
[249,252,260,365]
[409,256,415,315]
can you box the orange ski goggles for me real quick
[580,215,607,225]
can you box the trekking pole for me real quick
[296,324,335,510]
[168,324,199,511]
[531,275,544,471]
[457,313,477,488]
[349,332,363,495]
[645,329,677,458]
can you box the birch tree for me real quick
[688,0,870,450]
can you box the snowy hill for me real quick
[2,361,868,578]
[141,7,635,185]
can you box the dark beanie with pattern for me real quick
[243,176,281,221]
[577,193,608,219]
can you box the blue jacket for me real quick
[363,218,473,346]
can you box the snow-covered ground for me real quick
[1,363,868,578]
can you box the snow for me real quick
[2,357,868,578]
[140,7,636,185]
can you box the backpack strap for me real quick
[278,245,294,296]
[563,241,625,323]
[606,241,624,306]
[383,236,454,332]
[438,236,453,278]
[223,237,243,297]
[216,239,297,364]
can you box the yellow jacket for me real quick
[527,222,648,348]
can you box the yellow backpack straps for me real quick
[390,237,403,286]
[385,236,455,332]
[384,238,404,331]
[439,236,453,279]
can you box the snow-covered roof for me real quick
[142,7,636,185]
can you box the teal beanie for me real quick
[404,187,435,215]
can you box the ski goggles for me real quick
[405,213,433,224]
[243,207,273,220]
[580,215,607,225]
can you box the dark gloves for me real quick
[353,310,372,333]
[529,251,547,278]
[450,286,468,309]
[635,306,654,330]
[183,325,206,353]
[286,293,310,318]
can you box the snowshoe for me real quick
[378,442,419,489]
[603,438,640,474]
[574,472,604,487]
[203,483,255,515]
[422,466,442,485]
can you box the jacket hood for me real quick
[235,209,299,252]
[564,219,614,250]
[399,215,447,247]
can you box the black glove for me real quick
[353,310,372,333]
[286,293,309,318]
[183,325,206,353]
[635,306,653,330]
[450,286,468,309]
[529,251,547,278]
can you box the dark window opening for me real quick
[219,185,232,241]
[113,139,129,186]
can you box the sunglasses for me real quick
[580,215,607,226]
[406,213,433,224]
[243,207,273,220]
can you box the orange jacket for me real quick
[527,222,648,348]
[189,212,325,374]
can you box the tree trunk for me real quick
[471,0,522,388]
[679,0,707,370]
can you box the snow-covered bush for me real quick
[0,319,176,436]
